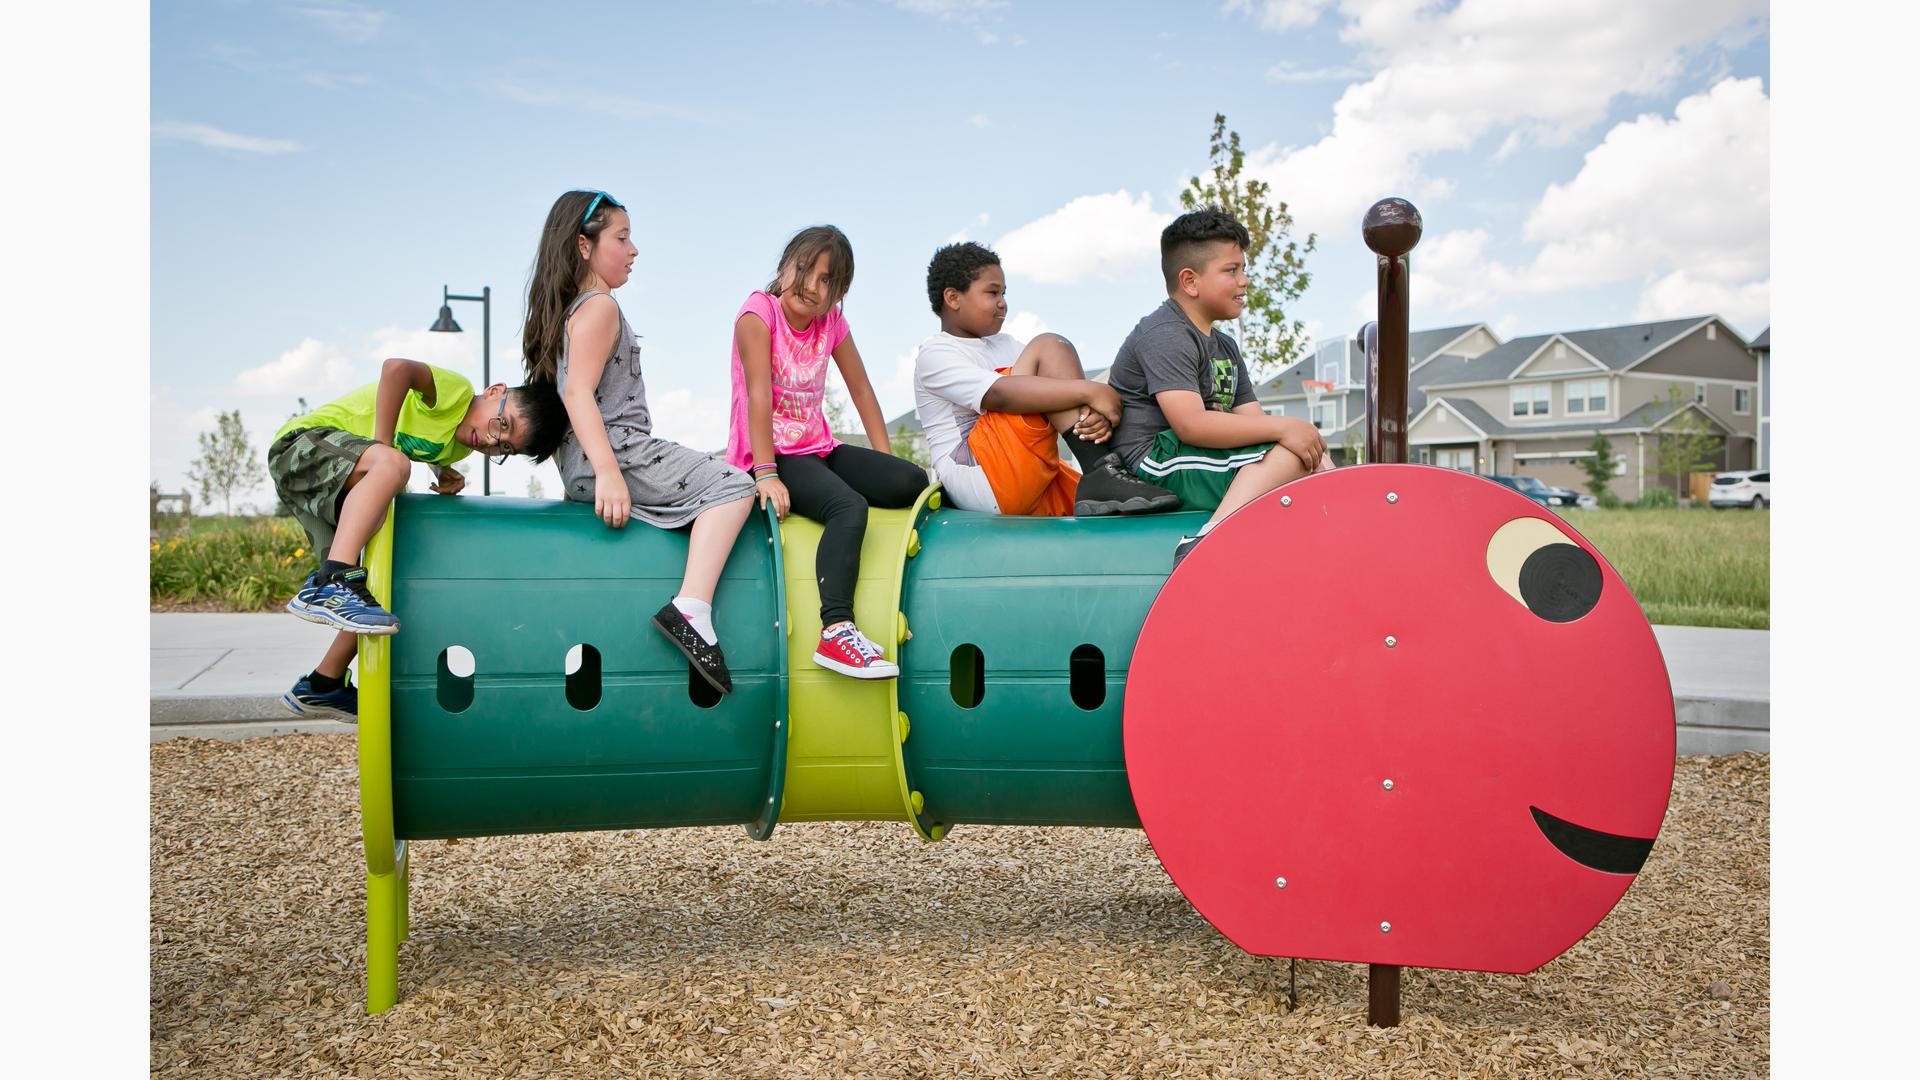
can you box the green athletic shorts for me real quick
[268,426,377,566]
[1132,429,1275,512]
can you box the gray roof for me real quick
[1750,327,1768,351]
[1424,316,1712,388]
[887,408,922,434]
[1422,394,1724,441]
[1256,323,1489,396]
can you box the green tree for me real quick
[891,420,930,469]
[1181,112,1317,379]
[1579,433,1619,506]
[188,409,265,518]
[1648,386,1724,502]
[526,473,545,499]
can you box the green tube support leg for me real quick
[397,839,410,942]
[366,867,400,1014]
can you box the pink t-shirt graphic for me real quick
[726,290,847,469]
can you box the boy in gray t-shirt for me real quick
[1106,208,1332,567]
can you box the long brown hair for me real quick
[766,225,854,310]
[523,190,624,384]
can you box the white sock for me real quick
[672,596,717,646]
[1196,520,1219,536]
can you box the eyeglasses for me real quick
[580,190,623,230]
[485,393,514,466]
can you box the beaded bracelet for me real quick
[750,463,778,479]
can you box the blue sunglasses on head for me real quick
[580,190,624,229]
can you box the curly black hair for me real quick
[1160,207,1252,291]
[925,241,1002,314]
[508,382,570,464]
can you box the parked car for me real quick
[1486,474,1579,508]
[1707,470,1770,509]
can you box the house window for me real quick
[1566,380,1607,414]
[1553,342,1566,359]
[1734,387,1751,415]
[1313,402,1337,431]
[1706,324,1717,341]
[1694,382,1707,404]
[1510,384,1550,418]
[1436,447,1475,472]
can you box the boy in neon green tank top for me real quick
[269,358,567,722]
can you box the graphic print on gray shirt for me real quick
[1106,299,1258,469]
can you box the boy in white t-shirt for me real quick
[912,242,1179,516]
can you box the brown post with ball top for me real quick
[1361,196,1421,1027]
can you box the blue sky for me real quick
[151,0,1770,506]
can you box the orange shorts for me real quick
[966,408,1081,517]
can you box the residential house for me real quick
[1751,327,1769,469]
[1405,316,1760,501]
[1256,324,1504,463]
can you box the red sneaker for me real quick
[813,623,899,680]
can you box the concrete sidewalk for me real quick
[150,613,1769,753]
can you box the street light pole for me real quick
[428,285,492,494]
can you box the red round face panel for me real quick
[1124,465,1674,974]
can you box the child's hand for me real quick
[756,476,790,520]
[595,469,631,528]
[1274,417,1328,473]
[1085,383,1123,428]
[430,466,465,495]
[1072,406,1113,444]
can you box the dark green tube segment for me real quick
[897,509,1206,831]
[385,496,787,841]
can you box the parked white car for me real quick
[1707,470,1770,509]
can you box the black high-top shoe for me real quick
[1074,454,1180,516]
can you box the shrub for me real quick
[1634,487,1677,510]
[150,517,312,610]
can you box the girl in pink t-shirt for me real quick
[728,225,928,680]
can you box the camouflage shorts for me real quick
[268,426,377,565]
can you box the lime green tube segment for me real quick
[774,487,940,837]
[381,495,788,840]
[896,508,1206,831]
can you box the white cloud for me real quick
[1002,311,1049,344]
[1402,78,1769,327]
[880,349,920,419]
[233,338,358,397]
[1224,0,1337,31]
[366,326,486,374]
[493,80,714,124]
[288,2,388,43]
[996,191,1173,285]
[1265,63,1368,82]
[1525,76,1769,292]
[889,0,1008,20]
[151,121,305,155]
[1239,0,1767,236]
[1633,271,1770,335]
[966,113,992,128]
[647,388,731,454]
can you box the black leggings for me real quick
[777,445,930,627]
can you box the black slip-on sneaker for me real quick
[651,603,734,694]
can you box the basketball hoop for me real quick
[1303,379,1336,416]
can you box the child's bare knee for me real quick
[1260,446,1310,481]
[355,445,410,489]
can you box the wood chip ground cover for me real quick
[151,738,1768,1077]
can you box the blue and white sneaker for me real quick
[282,673,358,723]
[286,567,399,635]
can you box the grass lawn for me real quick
[1557,506,1769,629]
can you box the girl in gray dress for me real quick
[523,189,756,694]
